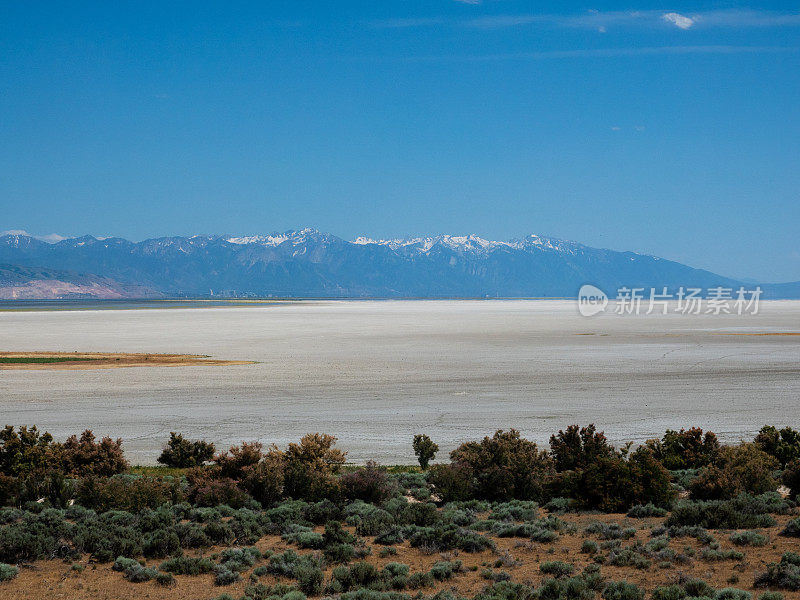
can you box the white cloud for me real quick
[662,12,695,30]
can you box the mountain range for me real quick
[0,229,796,299]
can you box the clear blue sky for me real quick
[1,1,798,282]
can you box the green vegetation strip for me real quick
[0,356,100,364]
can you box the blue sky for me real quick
[1,1,798,282]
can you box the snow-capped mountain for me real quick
[0,229,785,298]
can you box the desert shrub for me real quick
[126,565,159,583]
[581,540,600,554]
[142,529,181,558]
[186,470,251,508]
[442,429,554,502]
[755,426,800,468]
[544,497,577,513]
[701,548,744,561]
[666,494,785,529]
[602,581,644,600]
[536,576,592,600]
[304,498,342,524]
[489,499,539,522]
[160,555,216,575]
[714,589,751,600]
[430,560,461,582]
[0,562,19,582]
[284,528,324,550]
[0,475,20,507]
[730,530,768,546]
[402,502,439,528]
[112,556,140,572]
[267,550,324,580]
[266,500,308,525]
[782,460,800,499]
[781,518,800,537]
[552,446,674,512]
[755,553,800,590]
[689,444,779,500]
[646,428,720,470]
[282,434,346,502]
[671,469,701,491]
[215,566,240,586]
[205,520,236,545]
[158,432,215,468]
[427,463,474,502]
[413,435,439,470]
[339,591,410,600]
[61,430,128,476]
[213,441,285,506]
[758,593,783,600]
[627,503,667,518]
[408,524,493,553]
[550,424,615,472]
[652,585,687,600]
[75,474,182,512]
[608,547,651,569]
[0,519,62,562]
[683,579,716,598]
[341,461,396,504]
[173,521,210,548]
[295,564,324,595]
[584,522,635,540]
[244,583,306,600]
[0,426,58,476]
[540,561,575,577]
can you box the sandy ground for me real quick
[2,512,800,599]
[0,352,252,370]
[0,300,799,464]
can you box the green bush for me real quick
[341,461,396,504]
[689,444,779,500]
[780,518,800,537]
[627,503,667,518]
[159,555,216,575]
[158,432,215,468]
[214,566,240,586]
[584,522,636,540]
[602,581,644,600]
[445,429,554,501]
[713,589,751,600]
[142,529,181,558]
[581,540,599,554]
[729,530,768,546]
[754,553,800,590]
[0,562,19,582]
[295,564,324,596]
[666,494,785,529]
[645,428,720,470]
[413,434,438,470]
[550,425,615,471]
[754,426,800,468]
[536,576,592,600]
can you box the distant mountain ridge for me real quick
[0,229,795,299]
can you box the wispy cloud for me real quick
[375,9,800,32]
[662,12,694,30]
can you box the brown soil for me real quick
[0,352,254,370]
[3,512,800,599]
